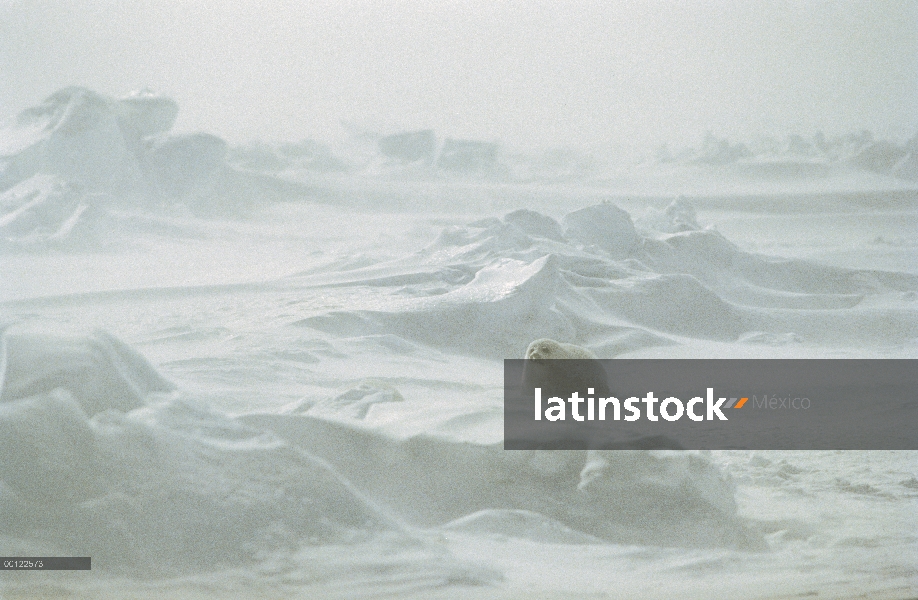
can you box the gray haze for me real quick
[1,0,916,151]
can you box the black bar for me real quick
[0,557,91,570]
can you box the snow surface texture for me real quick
[0,89,916,599]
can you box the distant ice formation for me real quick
[2,87,915,250]
[652,129,918,183]
[0,87,178,195]
[0,88,237,246]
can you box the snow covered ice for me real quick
[0,83,916,600]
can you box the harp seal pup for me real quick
[525,338,598,360]
[521,338,682,482]
[519,339,609,477]
[522,338,610,403]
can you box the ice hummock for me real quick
[0,88,249,247]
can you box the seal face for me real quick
[522,339,611,406]
[525,338,597,361]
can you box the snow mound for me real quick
[562,202,640,257]
[0,174,119,248]
[503,208,564,241]
[143,132,228,198]
[292,200,918,354]
[304,380,405,420]
[0,392,399,575]
[242,412,760,549]
[0,389,98,504]
[0,329,496,577]
[0,327,175,415]
[635,196,701,233]
[441,509,602,544]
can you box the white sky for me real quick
[1,0,916,151]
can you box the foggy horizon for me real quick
[1,0,917,152]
